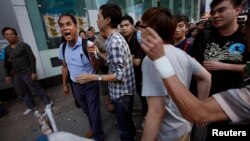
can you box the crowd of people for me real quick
[1,0,250,141]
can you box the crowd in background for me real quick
[1,0,250,141]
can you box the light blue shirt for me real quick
[58,37,94,82]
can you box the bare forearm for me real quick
[196,70,211,100]
[141,114,162,141]
[102,74,119,82]
[62,66,68,86]
[221,63,245,72]
[197,80,210,100]
[162,75,228,123]
[141,97,165,141]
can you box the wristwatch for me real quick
[98,75,103,81]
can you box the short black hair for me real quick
[2,27,17,36]
[88,27,94,30]
[175,15,189,26]
[100,3,122,28]
[210,0,242,9]
[121,15,134,25]
[58,13,77,25]
[79,30,86,35]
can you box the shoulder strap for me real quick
[62,39,89,61]
[8,42,21,62]
[82,39,90,61]
[62,42,67,59]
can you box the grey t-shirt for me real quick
[142,44,203,141]
[213,85,250,123]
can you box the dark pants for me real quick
[72,81,104,141]
[112,95,136,141]
[136,82,148,117]
[13,72,51,109]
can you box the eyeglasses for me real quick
[136,24,148,30]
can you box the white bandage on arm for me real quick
[153,56,176,78]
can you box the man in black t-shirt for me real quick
[192,0,248,140]
[192,0,247,95]
[120,15,148,123]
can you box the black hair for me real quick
[175,15,189,26]
[2,27,17,36]
[99,3,122,28]
[121,15,134,25]
[210,0,242,8]
[58,13,77,25]
[79,30,86,35]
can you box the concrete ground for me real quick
[0,85,143,141]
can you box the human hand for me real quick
[75,74,96,84]
[5,76,12,83]
[63,84,69,95]
[140,27,165,61]
[31,73,37,81]
[203,60,224,71]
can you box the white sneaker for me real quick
[23,106,37,115]
[45,101,54,109]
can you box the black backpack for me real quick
[62,39,89,61]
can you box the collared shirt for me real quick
[58,37,94,82]
[105,32,136,99]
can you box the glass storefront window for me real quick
[25,0,201,50]
[26,0,88,50]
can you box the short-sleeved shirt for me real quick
[175,38,192,55]
[142,44,203,141]
[213,85,250,123]
[192,26,248,95]
[105,32,136,99]
[58,37,94,82]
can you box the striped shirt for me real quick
[105,32,136,99]
[213,85,250,123]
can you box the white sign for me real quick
[87,10,99,32]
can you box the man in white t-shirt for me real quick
[139,7,211,141]
[140,11,250,125]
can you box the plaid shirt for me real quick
[106,32,136,99]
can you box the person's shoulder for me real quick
[20,42,29,46]
[164,44,184,53]
[19,42,31,48]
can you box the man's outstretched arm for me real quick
[140,27,229,123]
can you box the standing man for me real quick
[192,0,247,95]
[86,28,96,42]
[138,7,211,141]
[120,15,148,124]
[57,14,104,141]
[76,4,137,141]
[192,0,248,140]
[173,15,192,55]
[2,27,52,115]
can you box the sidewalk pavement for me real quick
[0,85,143,141]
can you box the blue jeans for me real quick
[112,95,136,141]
